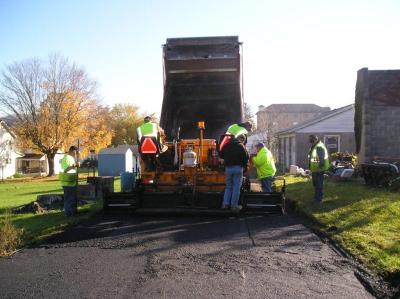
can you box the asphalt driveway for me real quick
[0,213,373,298]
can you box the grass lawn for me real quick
[0,175,121,247]
[2,172,399,282]
[285,175,400,280]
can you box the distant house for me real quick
[16,153,46,175]
[275,104,355,170]
[16,152,63,176]
[0,120,21,179]
[0,119,64,177]
[256,104,331,134]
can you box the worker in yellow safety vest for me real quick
[136,116,167,145]
[137,116,167,170]
[251,143,277,192]
[308,135,330,203]
[137,116,161,141]
[59,146,78,216]
[225,121,253,141]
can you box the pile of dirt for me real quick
[12,194,87,214]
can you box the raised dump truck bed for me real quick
[160,36,244,140]
[103,36,285,215]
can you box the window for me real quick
[324,135,340,154]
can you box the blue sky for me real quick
[1,0,399,116]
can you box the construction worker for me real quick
[137,116,166,147]
[137,116,160,142]
[59,146,78,216]
[251,143,276,192]
[137,116,167,171]
[220,135,249,210]
[225,121,253,142]
[308,135,330,203]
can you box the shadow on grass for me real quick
[286,176,400,284]
[286,178,398,213]
[287,179,399,235]
[4,202,102,245]
[17,189,62,196]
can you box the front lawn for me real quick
[0,176,121,248]
[285,175,400,280]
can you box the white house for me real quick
[0,120,21,180]
[16,151,63,176]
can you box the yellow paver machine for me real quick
[104,36,285,214]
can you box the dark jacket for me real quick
[220,138,249,167]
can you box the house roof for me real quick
[17,153,45,161]
[116,144,139,155]
[257,104,330,114]
[0,120,17,138]
[99,146,133,155]
[275,104,354,135]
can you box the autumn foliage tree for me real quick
[81,104,113,156]
[108,103,149,146]
[0,54,111,176]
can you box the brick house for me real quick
[355,68,400,163]
[252,104,330,158]
[256,104,330,134]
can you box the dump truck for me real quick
[104,36,285,214]
[160,36,243,139]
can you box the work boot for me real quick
[231,205,242,211]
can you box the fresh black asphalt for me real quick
[0,213,373,298]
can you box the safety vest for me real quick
[226,124,248,138]
[59,154,77,187]
[252,147,277,179]
[137,122,158,141]
[309,141,330,172]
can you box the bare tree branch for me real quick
[0,54,100,175]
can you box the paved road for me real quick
[0,213,373,299]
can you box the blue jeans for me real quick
[260,176,274,192]
[63,186,77,216]
[312,172,324,202]
[223,166,243,208]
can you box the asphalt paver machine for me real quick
[104,36,285,214]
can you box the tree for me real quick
[257,110,279,160]
[0,54,105,176]
[244,102,254,122]
[78,104,113,157]
[108,103,145,146]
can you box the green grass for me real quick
[0,177,63,210]
[285,175,400,278]
[0,175,121,247]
